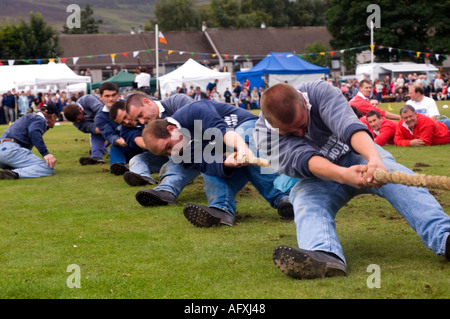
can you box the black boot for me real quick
[183,203,235,227]
[135,189,176,206]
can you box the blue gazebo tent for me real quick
[236,52,329,89]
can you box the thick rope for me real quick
[373,170,450,190]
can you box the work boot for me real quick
[273,245,347,279]
[79,157,105,165]
[183,203,235,227]
[123,171,157,186]
[110,163,129,175]
[277,197,294,219]
[0,169,19,180]
[135,189,176,206]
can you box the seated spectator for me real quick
[238,87,251,109]
[407,84,440,120]
[366,110,397,146]
[394,105,450,147]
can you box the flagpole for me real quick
[155,24,159,92]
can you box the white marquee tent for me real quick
[159,59,232,98]
[0,62,91,94]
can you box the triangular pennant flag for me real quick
[87,56,92,59]
[435,54,440,60]
[234,55,239,60]
[244,54,249,59]
[330,51,335,57]
[110,53,116,64]
[202,53,206,57]
[212,54,216,57]
[190,52,195,55]
[388,104,393,111]
[299,54,303,58]
[158,31,167,44]
[0,61,3,66]
[146,49,151,53]
[426,53,430,59]
[416,52,421,58]
[61,58,67,63]
[73,57,79,65]
[36,59,42,64]
[389,47,392,52]
[320,52,325,56]
[23,59,30,64]
[168,50,173,55]
[224,54,228,59]
[48,58,55,63]
[179,51,185,55]
[122,52,128,57]
[98,55,102,59]
[370,45,375,51]
[340,49,344,53]
[133,51,139,58]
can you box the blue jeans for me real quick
[110,145,140,166]
[289,146,450,263]
[0,141,54,178]
[204,119,288,215]
[90,133,108,159]
[129,151,169,178]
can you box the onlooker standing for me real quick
[135,66,151,95]
[2,90,16,123]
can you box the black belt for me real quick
[0,138,18,144]
[138,86,150,89]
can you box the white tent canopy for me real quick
[356,62,439,81]
[0,62,91,94]
[159,59,232,98]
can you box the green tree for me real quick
[145,0,200,31]
[303,41,331,67]
[0,12,63,61]
[326,0,450,70]
[62,3,103,34]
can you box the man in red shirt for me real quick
[349,80,400,120]
[394,105,450,146]
[366,110,397,146]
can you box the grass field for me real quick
[0,100,449,300]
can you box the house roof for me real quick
[58,26,333,69]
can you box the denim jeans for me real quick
[154,120,288,215]
[110,145,140,165]
[129,151,169,178]
[0,141,54,178]
[289,145,450,263]
[204,119,288,215]
[90,133,107,159]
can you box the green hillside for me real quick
[0,0,157,33]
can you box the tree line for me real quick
[1,0,449,70]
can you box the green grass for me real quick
[0,101,449,299]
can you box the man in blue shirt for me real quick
[2,90,16,123]
[64,94,107,165]
[0,106,57,179]
[142,99,293,227]
[254,81,450,279]
[127,92,293,227]
[94,82,139,175]
[109,100,168,186]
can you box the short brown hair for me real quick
[63,103,81,122]
[125,91,149,113]
[109,100,126,122]
[260,83,302,126]
[98,82,119,95]
[142,119,171,139]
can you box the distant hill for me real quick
[0,0,207,33]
